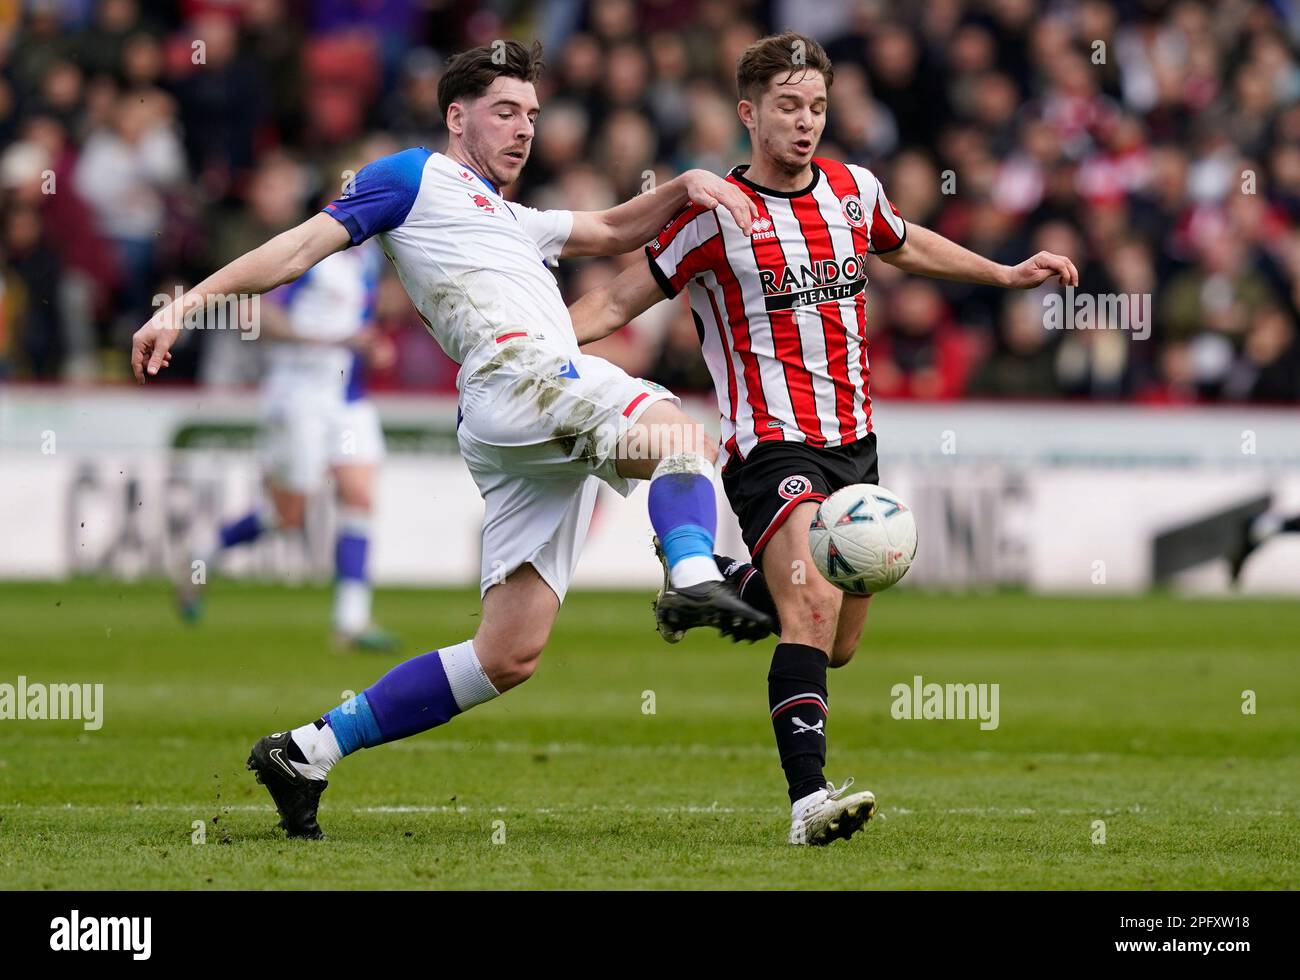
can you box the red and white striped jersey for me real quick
[645,157,906,461]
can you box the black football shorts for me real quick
[720,433,880,560]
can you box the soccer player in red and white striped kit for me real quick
[569,31,1078,845]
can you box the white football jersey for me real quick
[263,242,379,403]
[323,149,575,372]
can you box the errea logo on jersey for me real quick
[751,216,777,240]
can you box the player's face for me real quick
[745,70,828,177]
[457,76,539,188]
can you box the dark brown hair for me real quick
[437,40,545,119]
[736,31,833,102]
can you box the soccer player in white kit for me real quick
[131,40,771,839]
[180,240,398,651]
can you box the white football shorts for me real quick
[456,332,678,602]
[261,391,386,493]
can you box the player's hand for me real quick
[681,169,759,235]
[350,328,397,370]
[130,315,180,384]
[1003,251,1079,289]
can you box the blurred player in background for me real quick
[179,235,399,652]
[133,40,770,839]
[571,31,1078,846]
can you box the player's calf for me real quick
[248,568,560,838]
[472,563,556,690]
[758,507,843,806]
[829,594,872,668]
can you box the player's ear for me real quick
[737,99,755,129]
[446,102,464,137]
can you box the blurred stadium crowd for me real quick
[1,0,1298,402]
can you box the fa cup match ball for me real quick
[809,484,917,594]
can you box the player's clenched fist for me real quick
[1003,251,1079,289]
[680,169,759,234]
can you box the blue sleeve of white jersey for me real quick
[323,148,431,245]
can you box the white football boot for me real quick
[789,777,876,845]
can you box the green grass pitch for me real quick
[1,580,1296,889]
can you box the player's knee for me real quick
[339,488,372,511]
[476,628,547,692]
[692,428,718,465]
[777,584,840,649]
[276,499,306,529]
[493,643,544,691]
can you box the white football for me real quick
[809,484,917,594]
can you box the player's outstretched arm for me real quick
[130,212,351,383]
[563,170,757,258]
[878,223,1078,289]
[568,259,665,345]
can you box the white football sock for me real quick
[670,554,723,589]
[441,639,500,710]
[333,579,372,636]
[288,721,341,781]
[333,506,373,635]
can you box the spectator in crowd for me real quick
[968,293,1059,398]
[869,280,974,400]
[73,88,185,337]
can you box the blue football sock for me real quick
[218,510,265,549]
[648,453,723,589]
[320,640,499,758]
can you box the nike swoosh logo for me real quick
[268,747,297,779]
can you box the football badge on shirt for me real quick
[840,195,867,228]
[469,193,496,214]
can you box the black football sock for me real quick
[768,642,830,805]
[714,554,781,633]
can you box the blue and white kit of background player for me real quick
[260,244,385,495]
[325,147,676,602]
[195,242,387,640]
